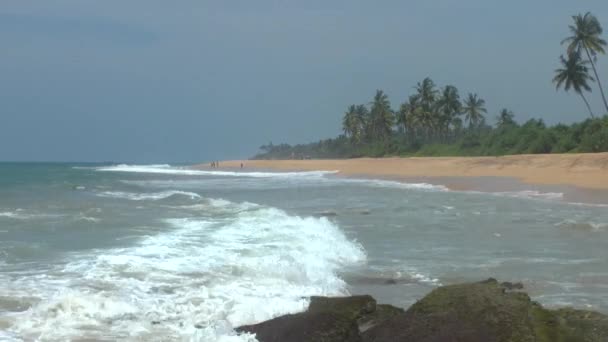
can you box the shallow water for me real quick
[1,163,607,341]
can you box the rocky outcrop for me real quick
[237,279,608,342]
[236,296,402,342]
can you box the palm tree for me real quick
[415,78,439,110]
[553,53,595,118]
[342,104,367,143]
[397,95,419,141]
[463,93,487,129]
[496,108,516,128]
[413,78,439,139]
[369,90,394,141]
[436,85,462,140]
[562,12,608,113]
[413,106,436,140]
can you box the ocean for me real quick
[1,163,607,341]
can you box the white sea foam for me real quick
[0,210,61,220]
[97,190,202,201]
[2,200,366,341]
[96,164,338,178]
[493,190,564,201]
[339,178,448,191]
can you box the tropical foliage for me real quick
[255,12,608,159]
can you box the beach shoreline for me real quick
[196,153,608,205]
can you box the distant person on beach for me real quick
[240,163,243,169]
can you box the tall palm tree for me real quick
[463,93,487,129]
[415,78,438,112]
[413,106,436,140]
[397,95,419,141]
[553,53,596,118]
[369,90,394,141]
[342,105,357,140]
[562,12,608,113]
[413,78,439,139]
[496,108,516,128]
[436,85,462,140]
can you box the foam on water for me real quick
[492,190,565,201]
[96,164,338,178]
[2,199,366,341]
[0,210,62,220]
[338,178,449,191]
[97,190,202,201]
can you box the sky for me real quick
[1,0,607,163]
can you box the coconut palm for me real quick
[413,106,437,140]
[415,78,438,111]
[396,95,420,141]
[436,85,462,140]
[463,93,487,129]
[496,108,516,128]
[562,12,608,113]
[369,90,394,141]
[553,53,596,118]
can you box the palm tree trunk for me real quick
[584,46,608,114]
[579,92,595,118]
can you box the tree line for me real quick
[255,12,608,160]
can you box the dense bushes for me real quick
[254,116,608,159]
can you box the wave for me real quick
[0,210,62,220]
[95,164,338,178]
[492,190,564,201]
[339,178,448,192]
[555,220,607,232]
[3,199,366,341]
[97,190,201,201]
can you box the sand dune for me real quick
[212,153,608,190]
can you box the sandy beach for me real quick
[203,153,608,204]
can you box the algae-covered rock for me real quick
[362,278,608,342]
[308,295,376,321]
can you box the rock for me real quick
[501,281,524,291]
[362,278,608,342]
[307,295,376,321]
[236,311,361,342]
[235,279,608,342]
[358,304,405,333]
[315,211,338,217]
[235,295,402,341]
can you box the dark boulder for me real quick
[236,311,361,342]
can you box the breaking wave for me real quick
[1,199,366,341]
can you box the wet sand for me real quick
[198,153,608,205]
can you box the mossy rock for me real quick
[363,278,608,342]
[308,295,376,321]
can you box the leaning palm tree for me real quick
[342,105,357,140]
[369,90,394,141]
[562,12,608,113]
[553,53,595,118]
[462,93,487,129]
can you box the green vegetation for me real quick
[254,12,608,160]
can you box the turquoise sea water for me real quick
[1,163,607,341]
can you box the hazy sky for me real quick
[1,1,607,162]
